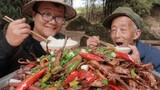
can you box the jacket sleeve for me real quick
[147,47,160,72]
[0,32,19,72]
[137,41,160,73]
[140,45,160,72]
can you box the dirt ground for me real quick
[61,29,85,46]
[141,5,160,39]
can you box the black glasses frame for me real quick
[36,11,65,24]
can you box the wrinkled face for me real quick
[111,16,141,47]
[32,2,65,41]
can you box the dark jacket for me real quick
[0,30,65,78]
[137,40,160,72]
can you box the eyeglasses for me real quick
[36,11,65,24]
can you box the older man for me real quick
[87,7,160,72]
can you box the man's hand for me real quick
[86,36,100,46]
[128,45,141,64]
[6,18,31,46]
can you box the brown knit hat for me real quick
[103,7,143,30]
[22,0,77,21]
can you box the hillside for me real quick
[61,5,160,46]
[143,5,160,39]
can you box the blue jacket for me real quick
[137,40,160,72]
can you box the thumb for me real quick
[128,45,138,54]
[128,45,141,64]
[21,18,26,23]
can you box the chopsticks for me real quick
[3,16,47,41]
[61,35,68,51]
[83,34,114,47]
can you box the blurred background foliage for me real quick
[0,0,160,43]
[0,0,30,30]
[1,0,160,27]
[68,0,160,42]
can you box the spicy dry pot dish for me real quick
[3,46,159,90]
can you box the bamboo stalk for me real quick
[3,16,47,41]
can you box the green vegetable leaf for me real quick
[102,78,108,85]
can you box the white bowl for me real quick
[40,36,78,52]
[115,46,131,53]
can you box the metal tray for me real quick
[0,69,160,89]
[0,70,19,89]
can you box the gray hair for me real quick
[131,20,138,30]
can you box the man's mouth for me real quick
[115,42,123,46]
[46,25,57,29]
[46,27,57,31]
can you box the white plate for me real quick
[40,36,78,52]
[115,46,131,53]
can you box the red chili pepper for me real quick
[78,69,87,80]
[108,84,121,90]
[79,52,104,61]
[16,67,47,90]
[24,63,36,70]
[63,70,79,88]
[86,69,96,84]
[115,52,135,64]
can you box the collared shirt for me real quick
[137,40,160,72]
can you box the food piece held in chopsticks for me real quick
[115,46,131,53]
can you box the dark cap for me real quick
[103,7,143,29]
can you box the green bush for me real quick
[0,0,29,30]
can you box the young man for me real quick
[0,0,76,78]
[87,7,160,72]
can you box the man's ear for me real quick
[133,29,141,40]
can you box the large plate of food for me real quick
[0,45,159,90]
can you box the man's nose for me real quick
[115,30,121,38]
[49,18,57,24]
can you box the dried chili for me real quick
[115,52,135,64]
[79,52,104,61]
[16,67,47,90]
